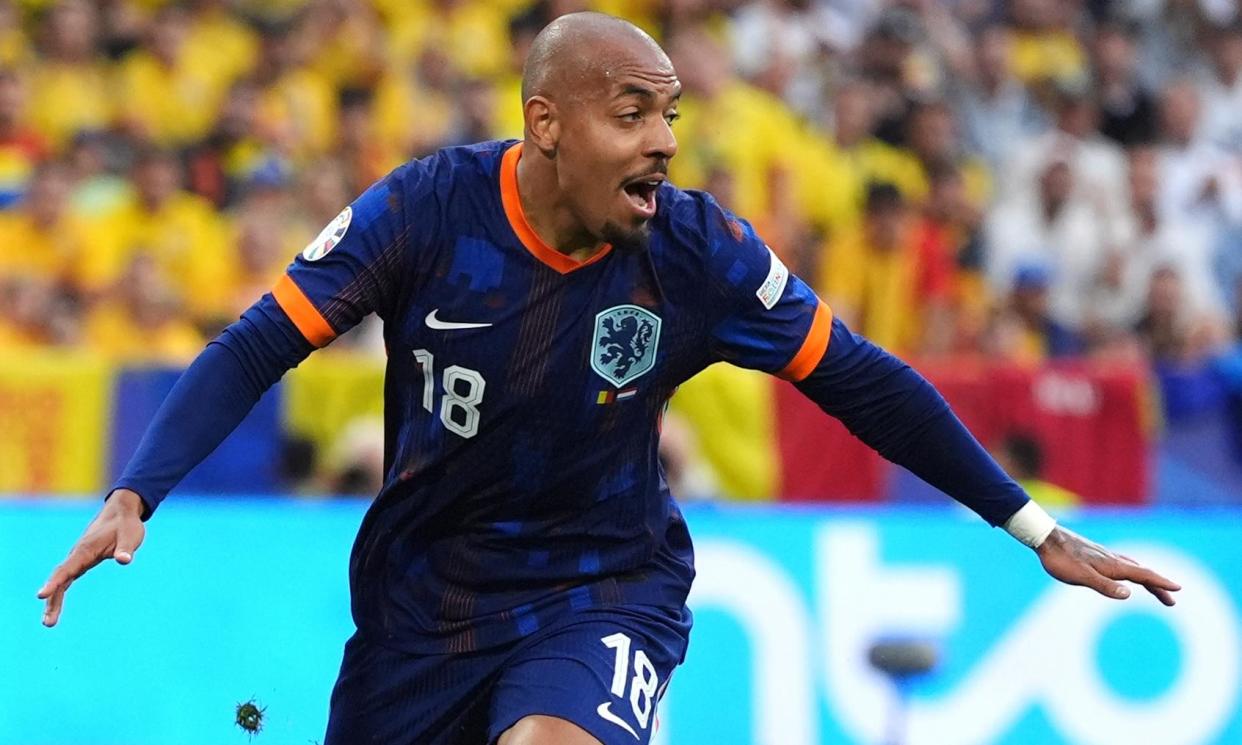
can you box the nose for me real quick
[644,116,678,161]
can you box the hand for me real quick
[37,489,146,627]
[1036,526,1180,606]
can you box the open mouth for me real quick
[622,176,663,219]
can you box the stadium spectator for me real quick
[113,4,225,149]
[79,146,232,326]
[182,0,259,92]
[185,77,286,209]
[823,77,918,213]
[664,25,805,220]
[986,156,1110,330]
[65,130,129,216]
[1000,78,1129,245]
[1137,261,1228,364]
[373,43,459,157]
[1126,0,1203,90]
[301,0,386,90]
[903,99,990,211]
[1093,20,1159,147]
[84,252,205,363]
[252,14,337,159]
[0,161,87,289]
[383,0,512,82]
[1006,0,1088,87]
[913,161,989,355]
[334,85,402,195]
[26,0,112,151]
[0,275,58,347]
[820,181,951,355]
[995,432,1079,510]
[953,24,1047,170]
[985,263,1083,363]
[1098,144,1223,333]
[0,0,31,69]
[1197,20,1242,152]
[225,174,301,313]
[2,0,1242,484]
[95,0,147,61]
[729,0,836,117]
[1154,78,1242,235]
[0,67,47,207]
[853,7,923,142]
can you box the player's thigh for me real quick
[324,630,498,745]
[488,606,689,745]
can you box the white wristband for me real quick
[1003,501,1057,548]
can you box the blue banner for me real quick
[2,503,1238,744]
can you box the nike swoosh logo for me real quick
[424,309,493,330]
[596,703,640,740]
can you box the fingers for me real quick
[1146,585,1178,607]
[37,537,121,627]
[37,508,145,628]
[37,548,96,601]
[37,548,102,627]
[41,581,70,627]
[1098,558,1182,606]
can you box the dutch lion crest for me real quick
[591,305,662,387]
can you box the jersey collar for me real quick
[499,142,613,274]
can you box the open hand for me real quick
[37,489,146,627]
[1036,526,1180,606]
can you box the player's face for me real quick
[558,60,680,251]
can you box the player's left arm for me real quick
[699,196,1179,606]
[792,318,1179,606]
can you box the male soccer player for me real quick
[38,13,1180,745]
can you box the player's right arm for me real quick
[38,160,433,627]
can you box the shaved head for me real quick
[516,12,680,257]
[521,12,671,104]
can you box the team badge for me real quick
[302,206,352,261]
[591,305,661,387]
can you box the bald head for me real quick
[521,12,671,104]
[515,12,680,257]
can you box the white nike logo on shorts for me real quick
[596,702,640,740]
[424,309,493,330]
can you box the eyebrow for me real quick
[617,84,682,102]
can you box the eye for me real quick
[665,112,680,125]
[619,111,643,122]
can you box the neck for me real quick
[515,142,604,259]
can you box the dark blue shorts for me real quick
[324,605,691,745]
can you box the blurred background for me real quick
[0,0,1240,743]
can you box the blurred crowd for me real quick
[3,0,1242,398]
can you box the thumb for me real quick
[112,523,145,565]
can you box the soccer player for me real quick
[38,13,1180,745]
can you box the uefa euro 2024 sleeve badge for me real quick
[302,205,353,261]
[591,305,662,388]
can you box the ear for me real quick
[524,95,560,156]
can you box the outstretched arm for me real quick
[37,305,311,626]
[37,162,421,627]
[794,317,1180,605]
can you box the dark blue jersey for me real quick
[269,141,829,651]
[116,140,1027,656]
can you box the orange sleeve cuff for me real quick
[272,274,336,347]
[777,301,832,382]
